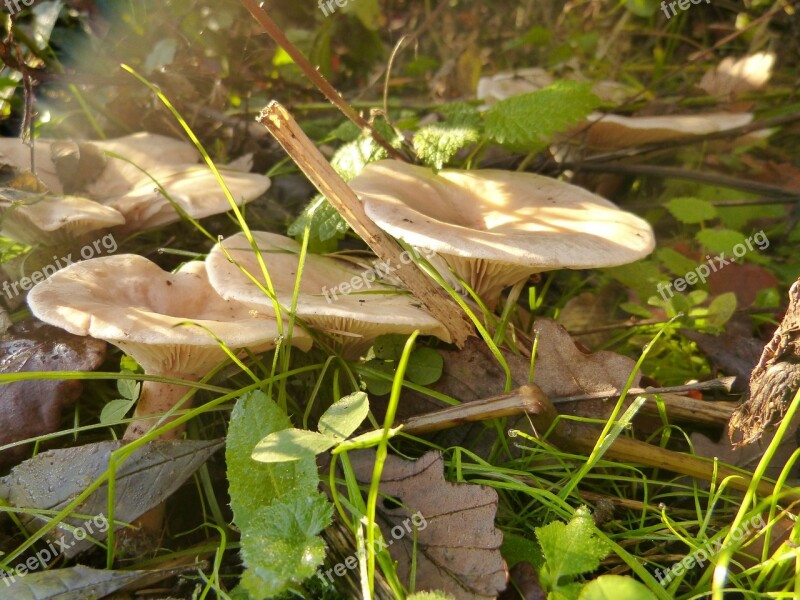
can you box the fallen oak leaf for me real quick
[347,450,507,599]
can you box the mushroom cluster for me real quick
[28,254,311,440]
[348,160,655,309]
[0,133,270,244]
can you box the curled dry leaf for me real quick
[0,320,106,468]
[348,450,507,599]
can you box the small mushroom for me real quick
[349,160,655,309]
[205,231,450,354]
[101,164,271,234]
[0,194,125,246]
[27,254,311,440]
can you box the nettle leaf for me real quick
[227,391,331,598]
[484,81,601,153]
[536,506,608,594]
[318,391,369,439]
[667,197,717,224]
[413,124,481,170]
[288,195,350,248]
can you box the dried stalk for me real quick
[258,102,473,346]
[239,0,404,161]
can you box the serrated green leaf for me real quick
[695,228,748,256]
[667,197,717,224]
[484,81,601,153]
[318,392,369,439]
[413,124,481,170]
[332,134,390,181]
[578,574,658,599]
[288,195,350,247]
[536,506,608,586]
[252,429,338,463]
[227,391,331,597]
[406,347,444,385]
[99,398,137,425]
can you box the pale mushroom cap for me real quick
[350,160,655,307]
[352,160,655,267]
[27,254,310,377]
[1,195,125,245]
[578,111,759,148]
[85,133,200,199]
[206,231,451,343]
[102,165,271,233]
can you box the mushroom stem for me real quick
[123,378,195,441]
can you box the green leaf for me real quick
[706,292,737,329]
[578,575,658,599]
[484,81,601,153]
[288,195,350,247]
[413,124,481,170]
[625,0,660,17]
[655,247,699,278]
[252,429,338,463]
[619,302,653,319]
[318,392,369,439]
[667,197,717,224]
[372,334,408,361]
[342,0,382,30]
[536,506,608,588]
[116,372,140,401]
[361,359,395,396]
[99,398,136,425]
[406,347,444,386]
[226,391,331,597]
[695,228,748,256]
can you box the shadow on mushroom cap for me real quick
[206,231,450,345]
[27,254,310,378]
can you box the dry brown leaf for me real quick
[556,291,616,348]
[698,52,775,98]
[348,450,507,599]
[0,319,106,468]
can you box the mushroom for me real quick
[349,160,655,309]
[573,111,766,150]
[0,133,199,196]
[101,164,271,234]
[205,231,450,355]
[27,254,311,440]
[0,194,125,246]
